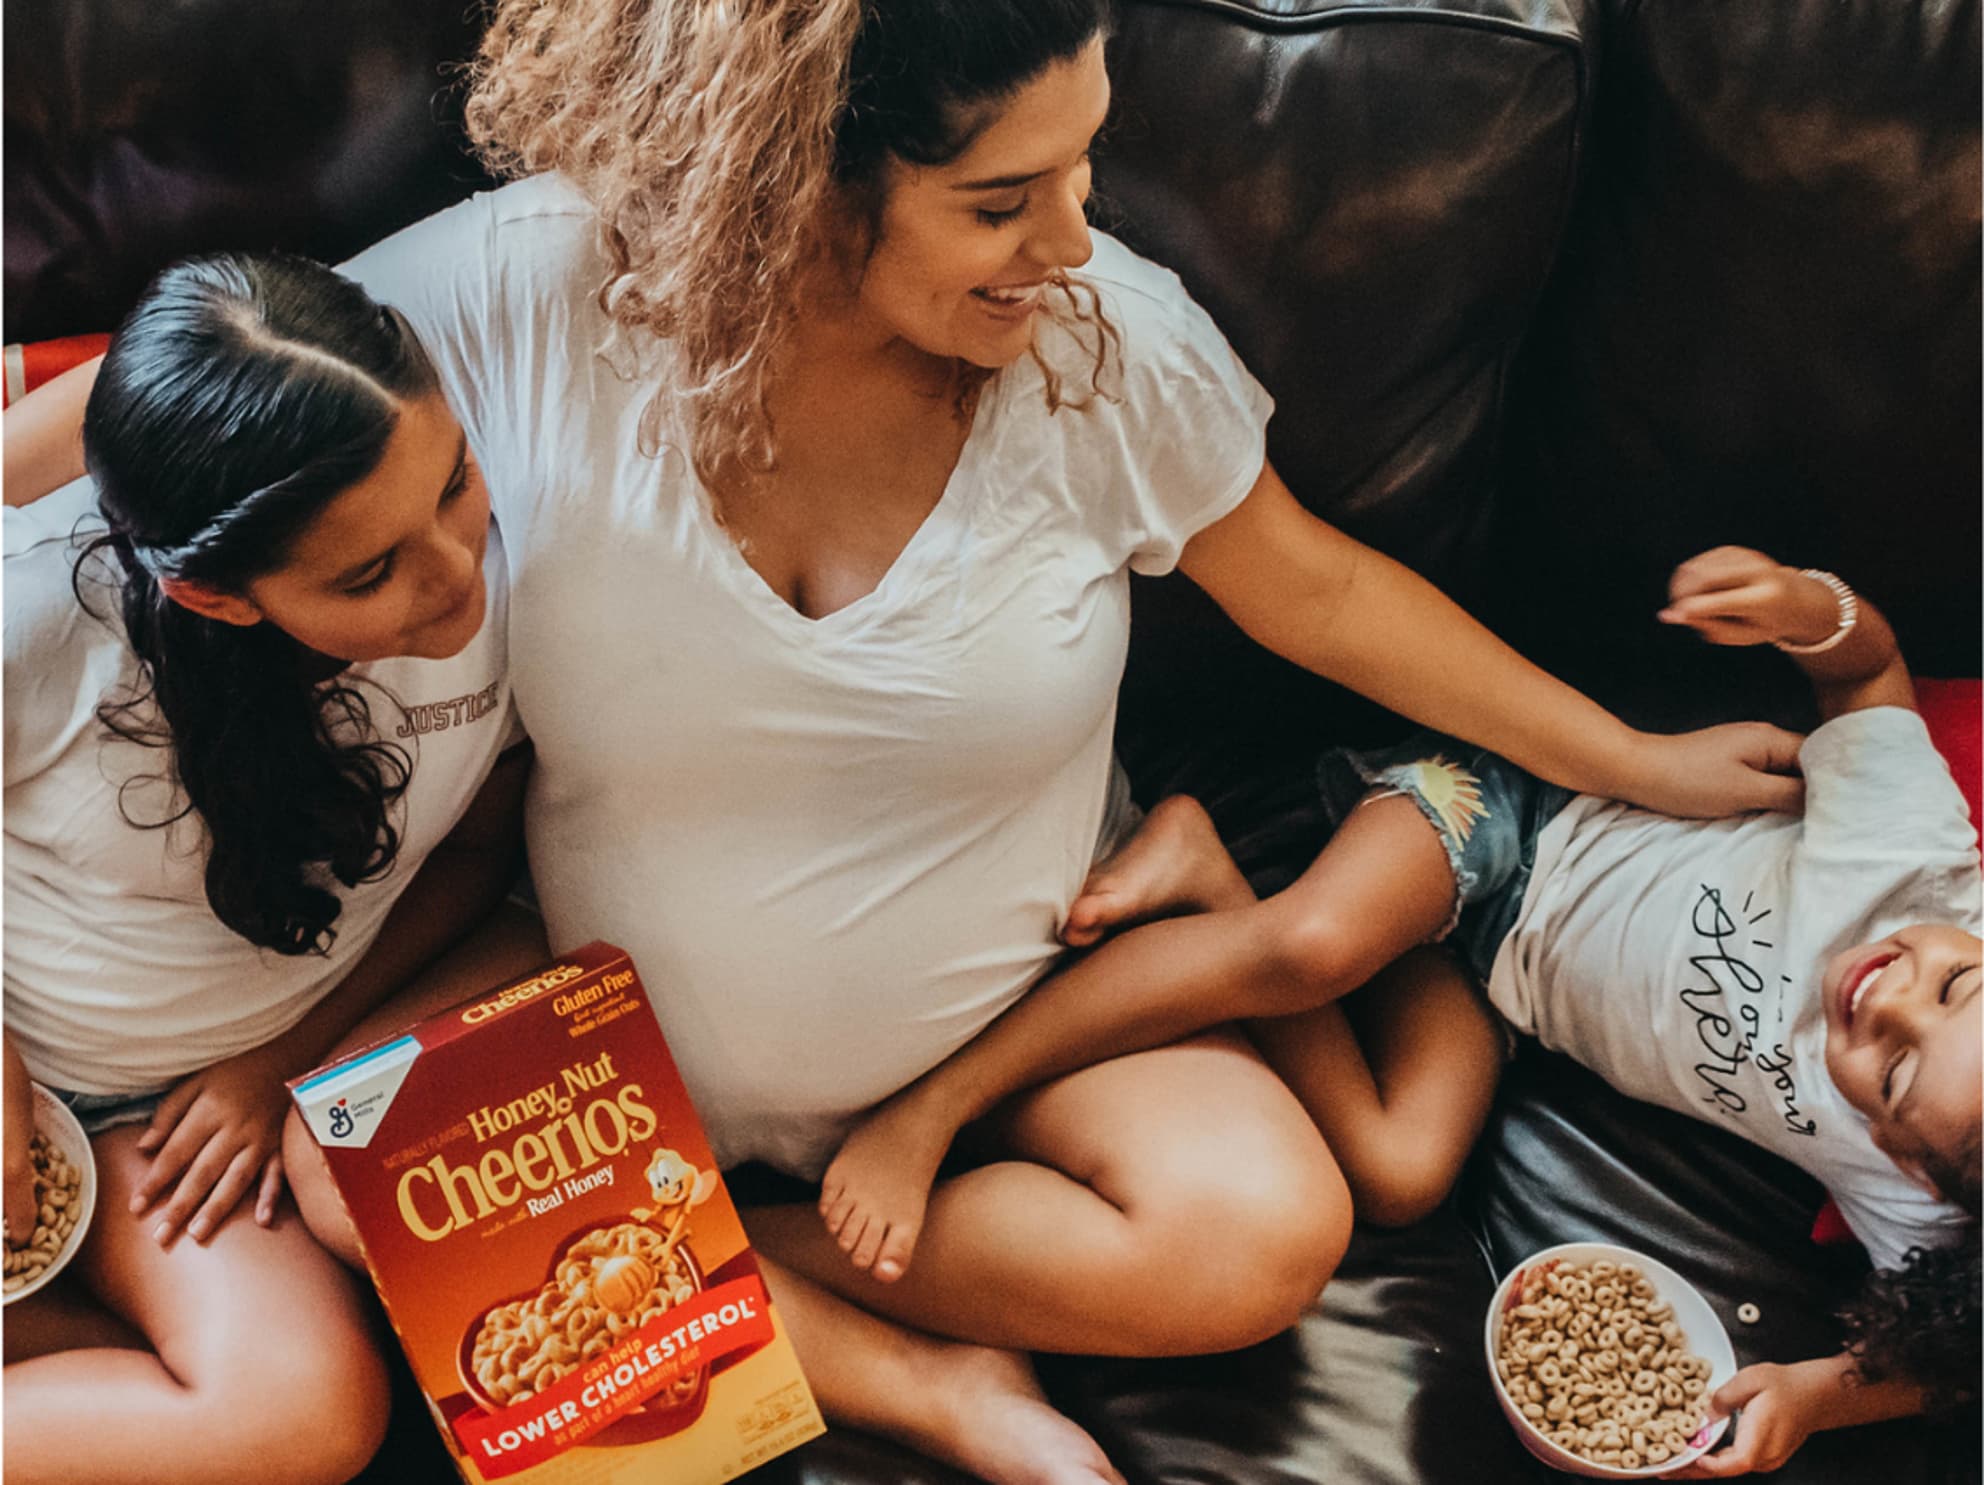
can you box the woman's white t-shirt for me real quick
[3,480,518,1094]
[344,174,1273,1175]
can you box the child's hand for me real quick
[1661,1361,1826,1478]
[3,1036,40,1247]
[1659,546,1843,649]
[4,1123,37,1250]
[129,1044,292,1246]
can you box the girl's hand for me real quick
[3,1153,36,1251]
[129,1045,292,1246]
[1625,722,1805,819]
[1658,546,1843,649]
[3,1039,38,1247]
[1661,1362,1826,1478]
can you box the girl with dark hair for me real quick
[2,251,530,1485]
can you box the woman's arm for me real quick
[131,743,531,1244]
[1176,463,1805,818]
[3,356,100,506]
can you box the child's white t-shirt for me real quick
[342,174,1274,1176]
[1489,706,1981,1269]
[3,479,519,1094]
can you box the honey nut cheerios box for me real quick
[291,942,824,1484]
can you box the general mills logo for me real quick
[327,1098,355,1139]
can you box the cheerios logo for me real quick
[461,963,585,1025]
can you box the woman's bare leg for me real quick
[283,903,550,1267]
[759,1029,1350,1356]
[758,1255,1123,1485]
[1250,947,1505,1227]
[2,1273,145,1364]
[3,1127,389,1485]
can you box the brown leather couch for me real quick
[7,1,1978,1480]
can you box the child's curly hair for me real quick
[1838,1131,1981,1412]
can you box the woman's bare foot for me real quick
[818,1085,955,1282]
[1061,795,1251,948]
[909,1344,1126,1485]
[758,1255,1123,1485]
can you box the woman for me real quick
[2,253,531,1485]
[14,5,1803,1479]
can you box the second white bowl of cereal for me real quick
[1484,1242,1736,1478]
[3,1086,98,1305]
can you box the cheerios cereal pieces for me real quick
[2,1134,84,1295]
[1496,1257,1714,1472]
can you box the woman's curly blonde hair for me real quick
[464,0,1115,497]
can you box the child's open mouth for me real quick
[1839,949,1901,1029]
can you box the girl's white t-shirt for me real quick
[3,480,519,1094]
[1489,707,1980,1270]
[344,174,1274,1175]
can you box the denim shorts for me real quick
[1315,734,1573,983]
[53,1086,164,1136]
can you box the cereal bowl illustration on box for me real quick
[457,1150,719,1440]
[293,943,824,1485]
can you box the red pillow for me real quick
[1812,676,1981,1248]
[2,332,111,409]
[1916,677,1982,848]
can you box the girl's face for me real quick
[853,36,1110,369]
[177,393,491,664]
[1822,922,1982,1194]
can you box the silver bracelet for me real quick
[1774,569,1858,654]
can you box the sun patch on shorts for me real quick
[1391,756,1491,844]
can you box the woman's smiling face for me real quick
[852,36,1110,369]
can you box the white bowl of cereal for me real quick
[1484,1242,1735,1478]
[3,1086,98,1305]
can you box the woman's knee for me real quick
[166,1314,390,1485]
[1217,1150,1352,1344]
[1120,1138,1352,1353]
[213,1331,391,1485]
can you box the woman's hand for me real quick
[1661,1362,1831,1478]
[1658,546,1842,649]
[1622,722,1805,820]
[1180,473,1805,818]
[129,1044,293,1246]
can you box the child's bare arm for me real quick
[1666,1352,1928,1479]
[130,744,530,1245]
[3,355,100,506]
[3,1033,39,1246]
[1659,547,1912,722]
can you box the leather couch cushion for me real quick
[1101,0,1602,755]
[3,0,492,344]
[1497,0,1983,700]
